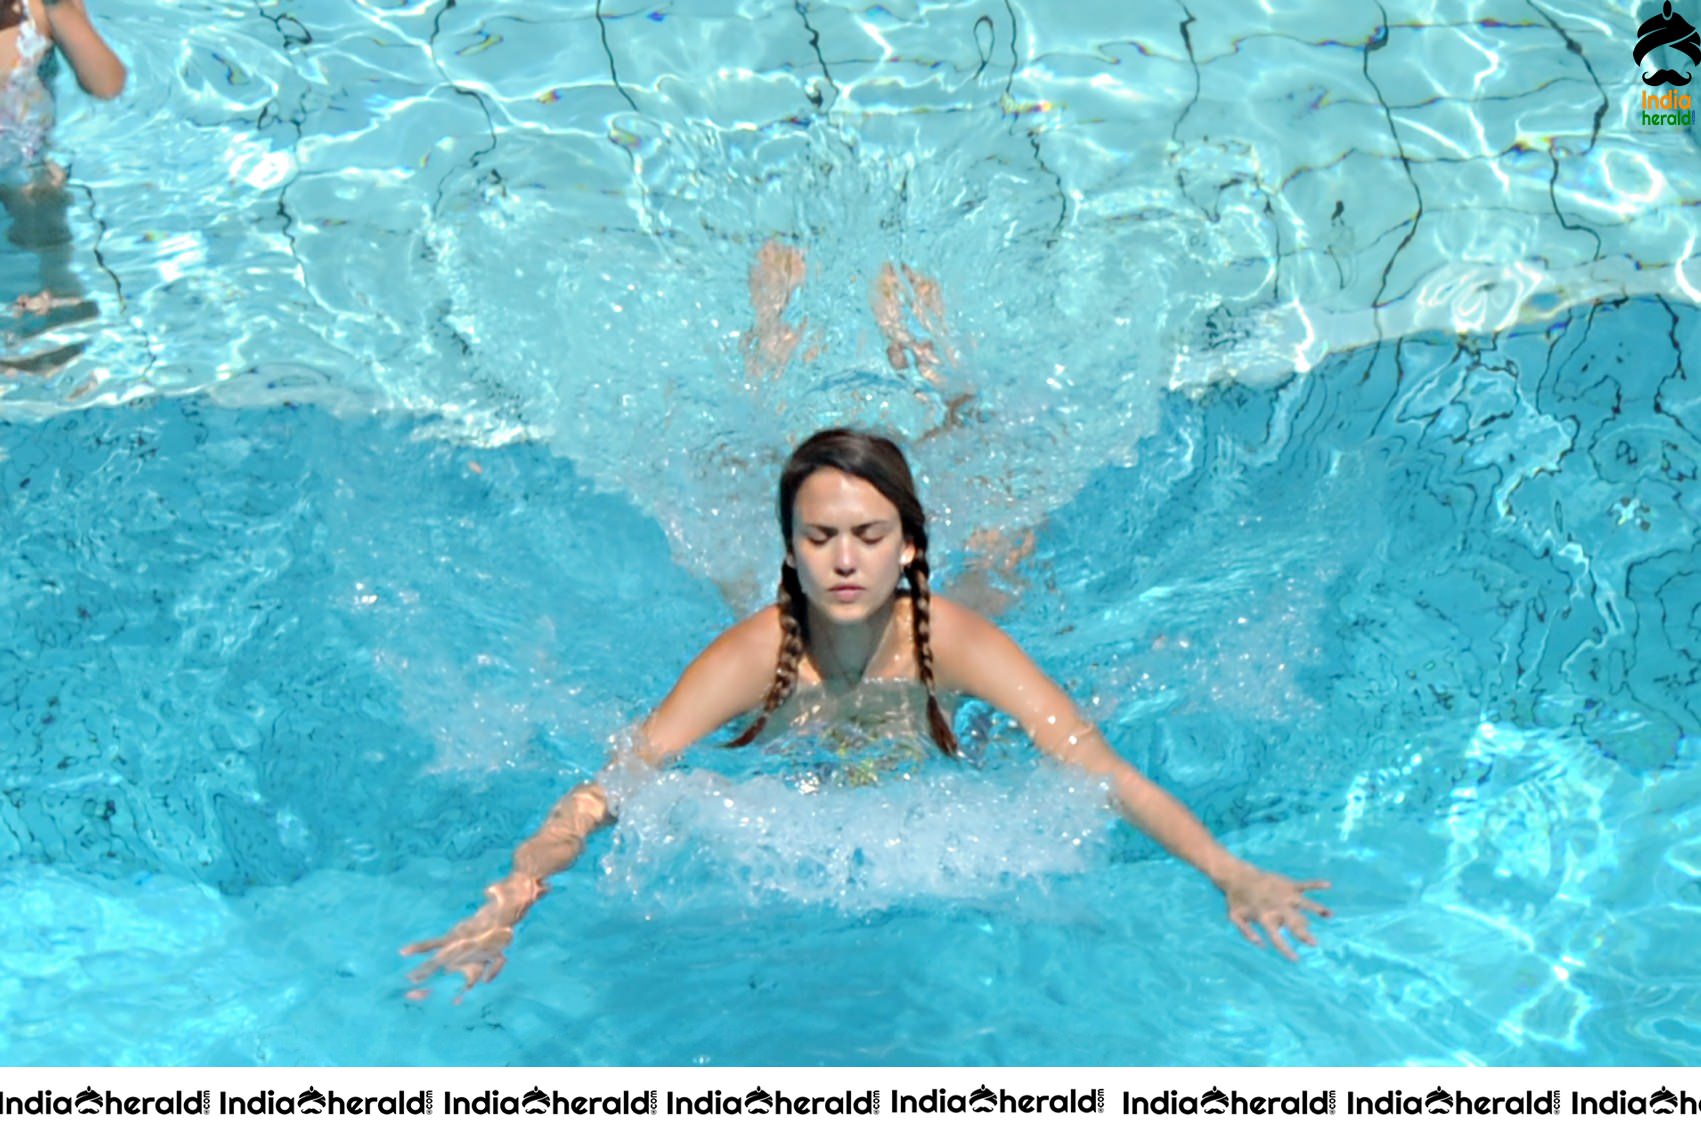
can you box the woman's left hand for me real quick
[1218,865,1332,961]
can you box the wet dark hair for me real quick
[727,428,958,755]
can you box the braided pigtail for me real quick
[906,549,959,757]
[726,563,809,747]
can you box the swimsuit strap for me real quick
[16,0,46,56]
[0,0,54,166]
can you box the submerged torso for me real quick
[757,679,957,788]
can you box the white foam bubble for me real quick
[598,757,1116,911]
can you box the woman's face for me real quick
[788,468,914,625]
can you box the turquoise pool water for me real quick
[2,0,1699,1065]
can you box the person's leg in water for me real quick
[870,261,1041,611]
[742,237,817,380]
[869,259,980,447]
[745,241,957,390]
[2,162,96,347]
[737,239,1035,612]
[951,527,1040,617]
[0,163,93,377]
[870,261,959,387]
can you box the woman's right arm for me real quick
[399,782,613,999]
[402,609,781,1000]
[42,0,127,99]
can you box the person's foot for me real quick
[22,161,67,199]
[870,262,911,369]
[14,290,57,316]
[951,528,1039,617]
[870,262,953,386]
[743,238,812,380]
[966,527,1036,575]
[903,264,948,340]
[11,291,99,334]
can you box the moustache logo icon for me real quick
[1636,1,1701,86]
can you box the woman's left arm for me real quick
[43,0,127,99]
[932,598,1331,960]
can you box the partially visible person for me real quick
[742,238,957,388]
[869,259,954,385]
[1,0,124,368]
[742,238,814,380]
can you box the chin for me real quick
[810,589,893,622]
[813,600,870,623]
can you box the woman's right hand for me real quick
[402,874,542,1002]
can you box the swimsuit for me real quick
[0,0,53,171]
[760,679,948,789]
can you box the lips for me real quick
[828,585,864,599]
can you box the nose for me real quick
[833,537,857,575]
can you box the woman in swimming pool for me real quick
[1,0,124,356]
[404,429,1331,998]
[0,0,125,157]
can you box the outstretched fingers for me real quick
[1296,879,1334,919]
[450,954,505,1005]
[1279,911,1313,958]
[402,920,514,999]
[1228,876,1331,961]
[1229,909,1264,950]
[404,948,451,986]
[1232,909,1304,961]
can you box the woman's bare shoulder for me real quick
[713,603,786,663]
[641,605,783,758]
[920,592,1064,712]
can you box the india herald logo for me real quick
[1637,1,1700,86]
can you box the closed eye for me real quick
[801,523,894,544]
